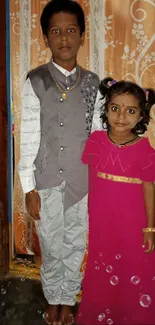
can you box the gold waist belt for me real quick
[97,172,142,184]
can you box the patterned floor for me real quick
[9,256,40,281]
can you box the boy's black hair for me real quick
[40,0,85,37]
[99,77,155,135]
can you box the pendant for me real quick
[62,92,67,100]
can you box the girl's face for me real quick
[107,93,142,134]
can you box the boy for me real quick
[18,1,99,324]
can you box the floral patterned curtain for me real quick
[104,0,155,146]
[10,0,155,265]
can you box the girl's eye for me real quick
[68,28,75,33]
[128,108,136,114]
[111,106,118,112]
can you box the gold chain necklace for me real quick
[52,68,81,100]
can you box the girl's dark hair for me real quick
[40,0,85,37]
[99,77,155,135]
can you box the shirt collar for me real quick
[52,60,76,77]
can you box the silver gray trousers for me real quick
[37,181,88,306]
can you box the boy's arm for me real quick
[18,78,40,194]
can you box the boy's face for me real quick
[44,12,84,66]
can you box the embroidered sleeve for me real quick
[18,78,41,193]
[140,142,155,182]
[91,90,104,132]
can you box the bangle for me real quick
[142,227,155,233]
[29,189,38,194]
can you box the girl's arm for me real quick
[142,182,155,253]
[142,182,155,227]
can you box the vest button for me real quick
[60,122,64,127]
[59,169,63,174]
[66,86,70,91]
[60,146,64,151]
[60,97,63,102]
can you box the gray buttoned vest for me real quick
[27,61,99,193]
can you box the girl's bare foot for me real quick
[60,305,74,325]
[44,304,60,325]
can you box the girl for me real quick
[76,78,155,325]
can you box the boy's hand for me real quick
[142,232,155,253]
[26,191,41,220]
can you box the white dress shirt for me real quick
[18,63,103,193]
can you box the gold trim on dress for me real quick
[97,172,142,184]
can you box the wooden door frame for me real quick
[6,0,13,263]
[0,0,12,279]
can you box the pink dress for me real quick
[76,131,155,325]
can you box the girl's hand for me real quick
[142,232,155,253]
